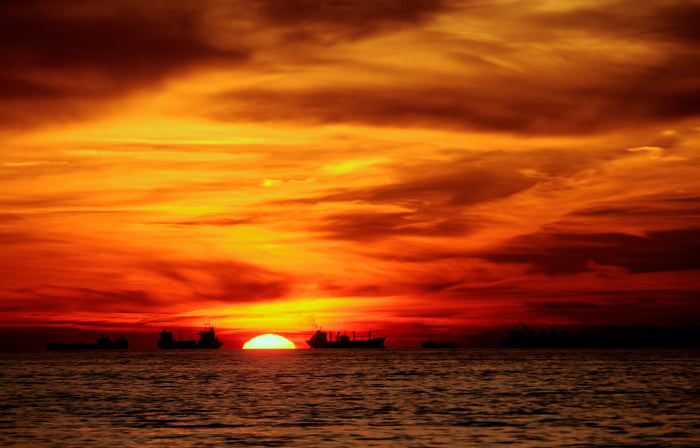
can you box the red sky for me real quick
[1,0,699,349]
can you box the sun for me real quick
[243,333,296,349]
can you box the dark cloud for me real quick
[279,159,537,213]
[528,301,604,311]
[527,292,700,327]
[485,228,700,275]
[0,0,248,129]
[655,2,700,44]
[148,260,293,303]
[254,0,448,43]
[288,160,536,242]
[207,0,700,134]
[312,211,474,242]
[0,230,63,245]
[5,0,698,133]
[530,1,700,45]
[58,286,162,313]
[0,285,161,314]
[325,165,535,206]
[571,202,700,220]
[0,0,453,130]
[156,217,257,227]
[210,55,700,134]
[0,192,88,209]
[314,211,416,242]
[0,257,294,317]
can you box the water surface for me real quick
[1,349,699,446]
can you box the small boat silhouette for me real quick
[46,336,128,350]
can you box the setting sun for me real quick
[243,334,296,350]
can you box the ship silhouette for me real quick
[501,322,700,348]
[47,336,128,350]
[502,322,576,348]
[421,340,458,349]
[307,330,385,348]
[158,325,222,349]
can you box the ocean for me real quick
[1,349,699,447]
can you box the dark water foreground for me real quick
[1,349,699,447]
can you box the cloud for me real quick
[0,258,294,318]
[484,228,700,275]
[0,0,452,130]
[526,291,700,327]
[4,0,698,134]
[312,211,474,242]
[276,155,540,211]
[0,0,248,129]
[156,216,258,227]
[324,164,536,206]
[205,0,700,134]
[529,1,700,45]
[276,156,538,243]
[209,57,700,134]
[252,0,449,43]
[147,260,293,303]
[570,194,700,223]
[0,230,64,246]
[0,285,160,314]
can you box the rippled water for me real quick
[1,349,699,447]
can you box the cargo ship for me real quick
[46,336,128,350]
[158,325,222,349]
[306,330,385,348]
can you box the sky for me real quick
[1,0,699,349]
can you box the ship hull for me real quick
[157,327,223,349]
[157,341,197,349]
[46,342,128,350]
[307,337,386,349]
[157,342,222,349]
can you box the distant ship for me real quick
[47,336,128,350]
[307,330,385,348]
[158,326,223,349]
[502,322,570,348]
[502,322,700,348]
[421,340,458,349]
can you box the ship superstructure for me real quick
[158,325,222,349]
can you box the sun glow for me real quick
[243,333,296,349]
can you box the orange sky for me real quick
[1,0,699,349]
